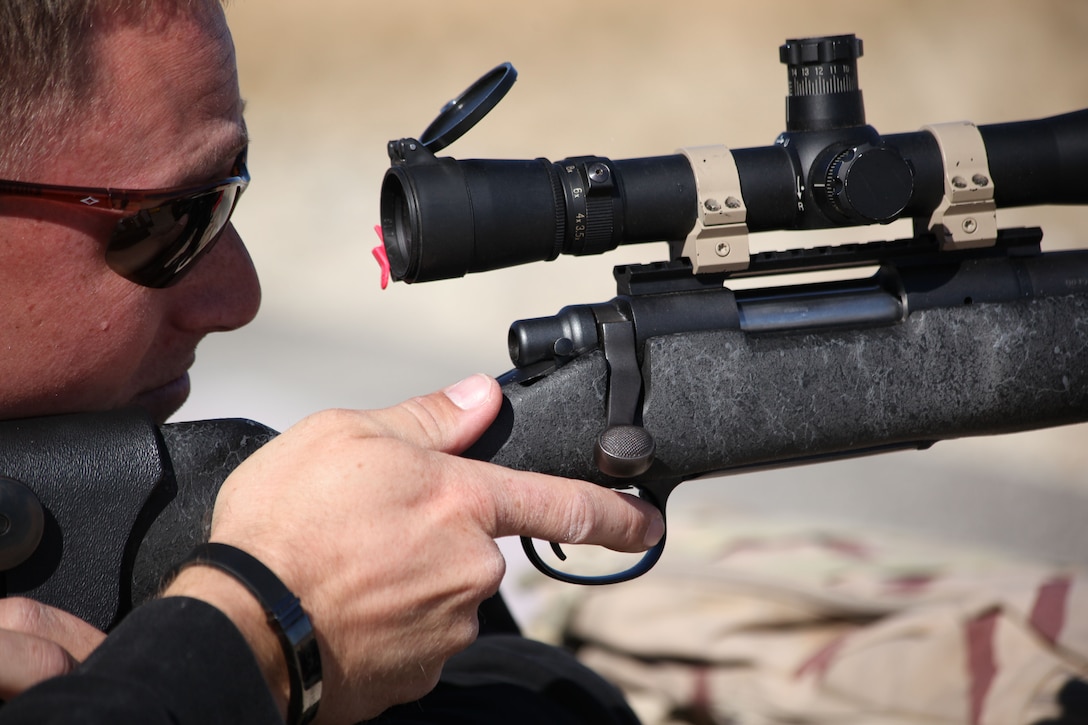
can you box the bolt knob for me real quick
[825,144,914,223]
[595,425,655,479]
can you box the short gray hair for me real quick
[0,0,227,177]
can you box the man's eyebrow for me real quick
[179,116,249,186]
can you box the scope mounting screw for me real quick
[725,196,742,209]
[972,173,990,187]
[704,198,722,212]
[716,242,731,257]
[962,218,978,234]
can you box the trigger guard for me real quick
[519,531,667,586]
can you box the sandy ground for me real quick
[177,1,1088,623]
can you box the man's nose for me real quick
[166,223,262,333]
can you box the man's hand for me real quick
[166,374,663,723]
[0,598,106,701]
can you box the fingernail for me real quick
[644,514,665,547]
[444,374,492,410]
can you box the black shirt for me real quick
[0,597,282,724]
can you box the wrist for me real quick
[165,566,291,715]
[164,544,322,724]
[171,542,319,722]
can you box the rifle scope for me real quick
[381,35,1088,283]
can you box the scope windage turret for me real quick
[380,35,1088,283]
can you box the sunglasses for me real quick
[0,150,249,288]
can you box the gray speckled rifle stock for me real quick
[469,293,1088,505]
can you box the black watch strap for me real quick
[178,542,322,725]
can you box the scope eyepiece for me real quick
[381,150,623,284]
[381,145,696,283]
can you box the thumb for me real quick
[348,373,502,454]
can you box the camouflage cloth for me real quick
[552,520,1088,725]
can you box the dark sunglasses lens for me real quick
[105,184,242,288]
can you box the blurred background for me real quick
[180,0,1088,630]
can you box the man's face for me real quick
[0,4,260,423]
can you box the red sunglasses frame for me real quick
[0,151,249,287]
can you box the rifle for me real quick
[0,36,1085,627]
[378,34,1088,583]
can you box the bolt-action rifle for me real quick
[378,35,1088,583]
[1,35,1086,632]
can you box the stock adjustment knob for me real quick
[0,476,45,571]
[825,144,914,223]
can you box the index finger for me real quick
[472,464,665,553]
